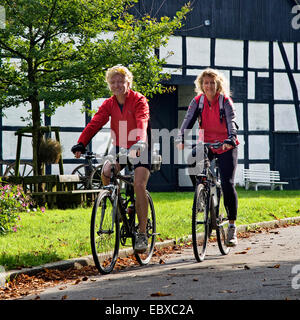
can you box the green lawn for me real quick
[0,188,299,270]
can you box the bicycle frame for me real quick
[191,141,231,262]
[102,160,136,237]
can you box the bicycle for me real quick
[71,152,103,190]
[90,148,161,274]
[191,142,231,262]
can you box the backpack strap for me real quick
[196,94,226,124]
[195,94,205,126]
[198,94,205,112]
[218,94,225,123]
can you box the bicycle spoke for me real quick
[192,183,209,262]
[90,190,120,274]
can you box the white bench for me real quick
[243,169,289,191]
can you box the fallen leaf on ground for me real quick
[268,264,280,268]
[218,290,236,294]
[151,291,172,297]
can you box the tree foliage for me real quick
[0,0,190,112]
[0,0,190,175]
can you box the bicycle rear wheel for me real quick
[90,190,120,274]
[192,183,210,262]
[134,191,156,265]
[72,164,94,189]
[89,165,103,189]
[216,189,231,255]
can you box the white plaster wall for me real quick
[258,72,269,77]
[2,102,44,126]
[274,104,299,131]
[221,69,230,92]
[248,135,269,160]
[51,100,85,127]
[248,104,269,130]
[294,73,300,96]
[232,70,244,77]
[274,72,293,100]
[237,134,244,160]
[215,39,243,67]
[235,103,244,131]
[162,67,182,75]
[298,43,300,71]
[160,36,182,65]
[186,37,210,66]
[274,42,294,70]
[248,41,269,69]
[52,163,74,175]
[2,131,32,160]
[58,132,77,160]
[247,71,255,100]
[186,68,204,76]
[91,98,110,129]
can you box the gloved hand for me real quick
[130,140,147,153]
[174,136,183,145]
[71,142,86,154]
[174,136,184,150]
[129,140,147,158]
[223,136,236,147]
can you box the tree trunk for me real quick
[30,97,42,177]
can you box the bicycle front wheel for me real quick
[134,191,156,265]
[90,190,120,274]
[192,183,210,262]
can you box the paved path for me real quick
[21,224,300,301]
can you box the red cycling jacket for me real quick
[77,90,150,149]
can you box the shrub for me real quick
[0,182,33,235]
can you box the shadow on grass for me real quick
[0,250,63,271]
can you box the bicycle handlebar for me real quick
[79,151,105,161]
[204,142,224,149]
[182,141,224,150]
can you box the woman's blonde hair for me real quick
[105,65,133,88]
[194,68,230,96]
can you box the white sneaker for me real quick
[134,233,148,254]
[226,225,238,247]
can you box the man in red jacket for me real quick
[71,65,151,253]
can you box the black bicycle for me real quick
[90,148,161,274]
[191,142,231,262]
[72,152,103,190]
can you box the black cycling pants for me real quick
[188,147,238,221]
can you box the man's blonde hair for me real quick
[194,68,230,96]
[105,65,133,88]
